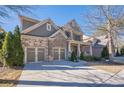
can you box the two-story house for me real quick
[20,16,93,63]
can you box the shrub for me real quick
[80,52,84,60]
[120,47,124,56]
[83,55,94,61]
[83,55,101,61]
[101,46,109,59]
[115,49,120,57]
[93,56,101,61]
[70,51,77,62]
[0,50,4,65]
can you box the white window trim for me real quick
[46,23,51,31]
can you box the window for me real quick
[73,34,81,41]
[65,31,71,38]
[46,23,51,31]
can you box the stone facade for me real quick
[21,35,49,61]
[20,15,94,63]
[21,31,67,62]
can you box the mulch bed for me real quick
[0,66,23,87]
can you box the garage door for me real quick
[53,49,59,60]
[60,49,65,60]
[53,48,65,60]
[38,48,45,61]
[27,48,35,62]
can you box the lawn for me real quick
[87,61,124,73]
[0,67,23,87]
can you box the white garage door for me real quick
[53,48,59,60]
[27,48,35,62]
[38,48,45,61]
[53,48,65,60]
[60,49,65,60]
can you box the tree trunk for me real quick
[107,21,114,59]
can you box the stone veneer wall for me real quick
[21,35,49,61]
[21,32,67,61]
[48,32,67,60]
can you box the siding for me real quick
[22,20,37,30]
[26,23,58,37]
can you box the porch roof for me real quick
[67,40,91,46]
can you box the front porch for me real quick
[67,40,93,58]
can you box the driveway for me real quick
[17,61,124,87]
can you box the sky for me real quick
[0,5,94,35]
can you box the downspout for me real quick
[48,37,50,62]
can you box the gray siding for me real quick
[26,23,58,37]
[92,46,103,57]
[22,20,37,30]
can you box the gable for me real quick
[20,15,39,30]
[65,19,82,32]
[52,31,67,46]
[25,22,58,37]
[22,20,37,30]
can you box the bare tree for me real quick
[83,5,124,58]
[0,5,32,23]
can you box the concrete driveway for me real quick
[17,61,124,87]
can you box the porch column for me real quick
[24,47,27,64]
[77,44,81,57]
[90,44,93,56]
[58,48,61,61]
[68,41,71,57]
[35,47,38,62]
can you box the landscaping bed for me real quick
[86,61,124,73]
[0,67,23,87]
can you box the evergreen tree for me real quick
[116,49,120,56]
[0,32,6,49]
[2,32,14,67]
[120,47,124,56]
[70,51,77,62]
[13,26,24,66]
[80,52,84,60]
[101,46,109,59]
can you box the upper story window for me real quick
[65,31,71,38]
[73,34,81,41]
[46,23,51,31]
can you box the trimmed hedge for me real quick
[83,55,101,61]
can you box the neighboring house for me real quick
[83,35,106,57]
[20,16,93,63]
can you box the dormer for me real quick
[67,19,82,32]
